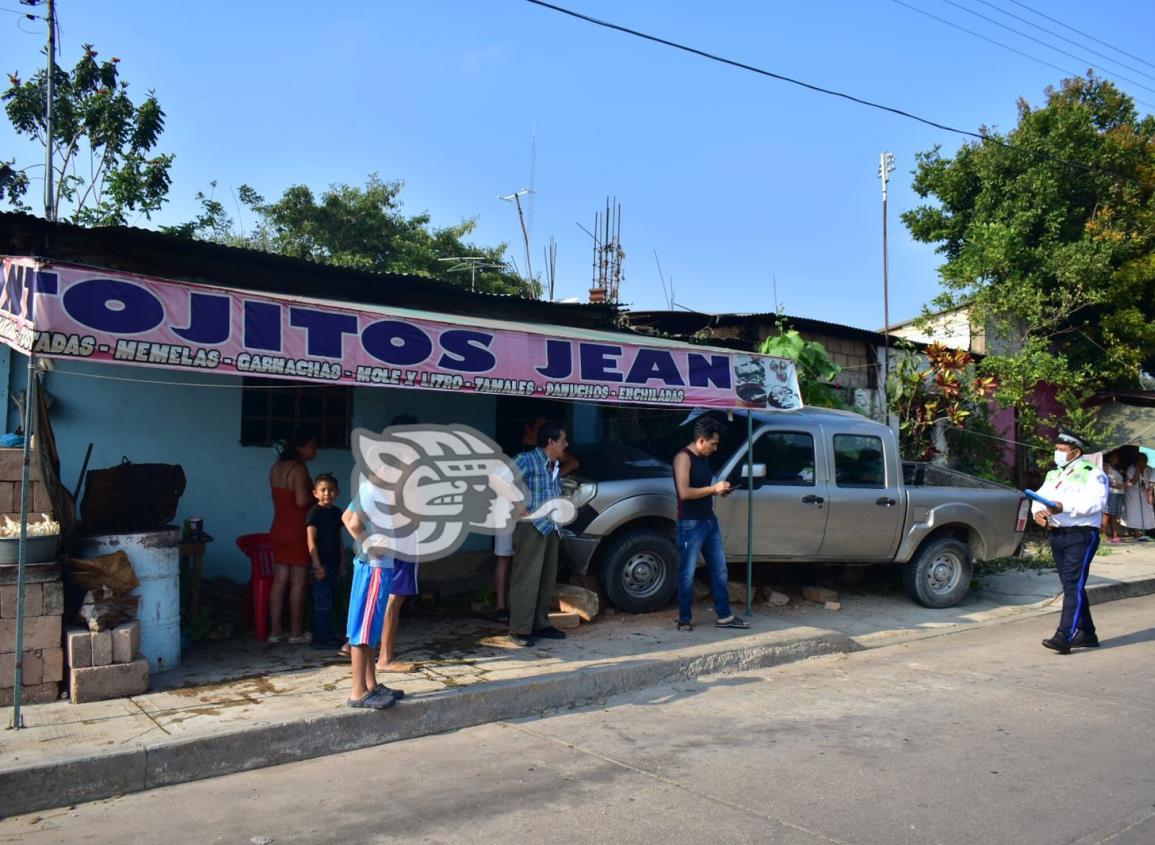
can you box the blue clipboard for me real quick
[1025,489,1059,510]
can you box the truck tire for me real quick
[599,528,678,614]
[902,536,973,608]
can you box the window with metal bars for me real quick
[239,377,352,449]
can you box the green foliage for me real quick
[903,74,1155,392]
[886,341,998,463]
[3,45,173,224]
[759,323,844,408]
[166,175,534,297]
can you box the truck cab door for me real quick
[715,427,829,558]
[818,432,903,559]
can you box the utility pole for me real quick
[499,189,535,294]
[11,0,53,731]
[878,151,895,396]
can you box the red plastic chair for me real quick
[237,533,276,641]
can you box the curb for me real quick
[0,628,854,818]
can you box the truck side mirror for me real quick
[738,463,767,479]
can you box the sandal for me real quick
[346,688,396,710]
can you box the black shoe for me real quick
[495,608,510,624]
[532,626,567,640]
[506,633,536,647]
[1042,634,1071,654]
[1070,631,1100,648]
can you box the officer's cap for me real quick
[1056,428,1092,452]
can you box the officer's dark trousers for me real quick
[1049,526,1099,640]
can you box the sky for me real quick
[3,0,1154,330]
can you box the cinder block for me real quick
[69,658,149,704]
[40,646,63,683]
[31,481,54,516]
[0,449,42,483]
[112,621,141,664]
[547,611,581,630]
[0,648,41,685]
[0,614,61,652]
[41,581,63,615]
[90,630,113,667]
[0,583,44,618]
[66,627,92,668]
[0,681,60,706]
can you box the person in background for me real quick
[267,430,317,644]
[673,416,748,632]
[507,422,570,647]
[1121,452,1154,540]
[341,479,404,710]
[1102,451,1125,544]
[305,473,347,650]
[493,415,579,624]
[377,414,420,674]
[1031,430,1109,654]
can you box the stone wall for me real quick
[0,447,62,706]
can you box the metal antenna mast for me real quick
[878,151,895,390]
[499,189,535,294]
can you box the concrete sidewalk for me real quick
[4,538,1155,817]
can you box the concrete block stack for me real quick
[0,448,62,706]
[66,621,148,703]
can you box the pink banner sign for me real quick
[0,257,802,410]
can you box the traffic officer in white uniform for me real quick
[1031,430,1109,654]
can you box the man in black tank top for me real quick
[673,417,750,632]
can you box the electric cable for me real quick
[523,0,1151,186]
[970,0,1155,83]
[1006,0,1155,72]
[936,0,1155,96]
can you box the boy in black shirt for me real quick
[306,473,347,648]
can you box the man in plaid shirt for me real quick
[508,421,570,647]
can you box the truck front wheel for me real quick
[902,536,973,608]
[599,528,678,614]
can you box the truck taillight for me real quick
[1015,497,1029,532]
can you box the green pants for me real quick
[509,522,559,636]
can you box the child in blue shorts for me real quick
[341,499,405,710]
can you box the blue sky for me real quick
[3,1,1154,329]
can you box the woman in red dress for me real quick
[267,431,318,643]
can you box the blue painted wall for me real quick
[29,360,497,581]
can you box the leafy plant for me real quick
[3,45,173,224]
[760,321,845,409]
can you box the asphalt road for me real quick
[4,595,1155,845]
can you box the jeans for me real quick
[312,562,339,642]
[677,515,733,623]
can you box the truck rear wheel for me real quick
[599,528,678,614]
[902,536,973,608]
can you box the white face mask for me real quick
[1054,450,1073,468]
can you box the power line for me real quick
[936,0,1155,96]
[888,0,1155,110]
[1006,0,1155,73]
[971,0,1155,84]
[524,0,1144,185]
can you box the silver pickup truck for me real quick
[561,407,1028,613]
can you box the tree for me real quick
[167,175,534,297]
[3,44,173,225]
[903,73,1155,462]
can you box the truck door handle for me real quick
[876,496,896,506]
[801,495,825,505]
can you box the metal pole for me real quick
[11,0,53,731]
[879,152,894,402]
[745,409,754,617]
[44,0,56,220]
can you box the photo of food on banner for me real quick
[732,354,800,409]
